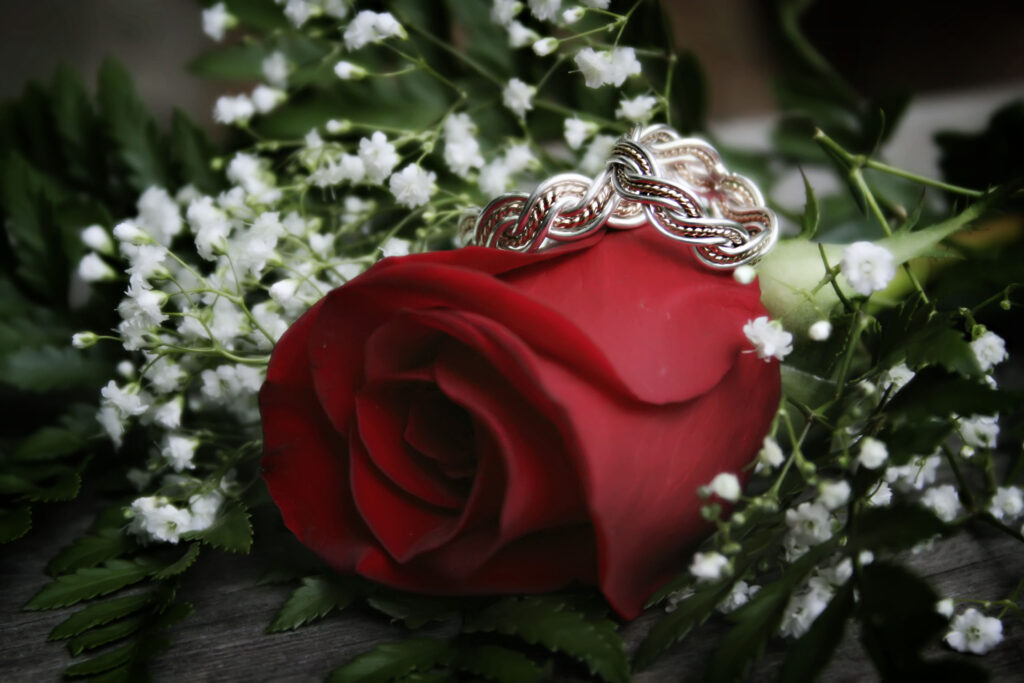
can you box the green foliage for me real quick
[267,575,357,633]
[779,583,854,683]
[25,557,162,610]
[328,638,456,683]
[463,596,628,683]
[366,592,463,629]
[48,528,133,576]
[186,500,253,553]
[50,592,154,641]
[633,580,733,669]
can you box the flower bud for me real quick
[81,225,114,254]
[733,265,757,285]
[532,37,559,57]
[113,221,151,245]
[808,320,832,341]
[71,331,98,349]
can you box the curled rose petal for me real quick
[260,226,780,618]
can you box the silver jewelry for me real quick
[460,124,778,269]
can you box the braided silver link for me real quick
[460,124,778,269]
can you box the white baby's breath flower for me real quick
[187,490,224,532]
[615,94,657,123]
[503,143,537,173]
[528,0,560,20]
[817,480,851,510]
[937,598,955,618]
[707,473,741,502]
[101,381,150,419]
[857,437,888,470]
[882,362,915,392]
[532,37,559,56]
[808,320,832,341]
[77,253,116,282]
[187,196,232,261]
[251,85,285,114]
[840,241,896,296]
[380,237,411,259]
[733,265,757,285]
[213,94,255,125]
[358,131,399,184]
[129,496,192,544]
[867,481,893,507]
[945,608,1003,654]
[389,165,437,208]
[758,436,785,468]
[344,10,405,50]
[71,332,98,349]
[283,0,313,27]
[478,161,511,196]
[261,51,290,88]
[443,113,484,177]
[785,501,833,546]
[922,484,962,522]
[333,60,367,80]
[162,434,199,472]
[690,551,730,582]
[562,6,585,23]
[202,2,235,41]
[506,20,538,48]
[580,134,616,175]
[743,316,793,362]
[958,414,999,449]
[885,454,941,492]
[81,225,113,254]
[718,581,758,613]
[153,398,183,430]
[780,578,833,638]
[502,78,536,118]
[564,116,597,150]
[136,186,182,246]
[988,486,1024,521]
[971,330,1008,372]
[573,47,610,88]
[491,0,521,26]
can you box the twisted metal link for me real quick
[460,124,778,269]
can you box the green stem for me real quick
[863,158,984,197]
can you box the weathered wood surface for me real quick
[3,497,1023,682]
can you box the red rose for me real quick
[259,226,780,618]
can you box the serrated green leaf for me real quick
[153,543,199,580]
[14,424,87,461]
[779,582,854,683]
[887,367,1024,420]
[25,466,83,502]
[904,326,982,379]
[634,581,733,670]
[64,641,134,677]
[170,109,222,194]
[50,592,154,641]
[0,472,35,495]
[97,59,172,192]
[0,345,109,392]
[799,168,820,238]
[851,504,948,554]
[463,596,628,683]
[50,64,105,192]
[0,505,32,542]
[188,500,252,553]
[267,575,356,633]
[781,365,836,410]
[452,643,545,683]
[366,593,461,629]
[328,638,455,683]
[69,615,144,655]
[25,557,161,610]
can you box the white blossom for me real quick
[145,356,185,395]
[562,7,584,23]
[81,225,113,254]
[528,0,560,20]
[971,331,1008,372]
[937,598,955,618]
[344,10,405,50]
[101,380,149,418]
[162,434,199,472]
[261,51,290,88]
[478,161,512,196]
[137,188,182,246]
[97,405,125,448]
[503,143,537,173]
[232,211,284,275]
[885,454,941,491]
[113,220,148,245]
[733,265,757,285]
[580,134,616,175]
[202,2,235,41]
[532,37,559,57]
[187,490,224,532]
[77,253,116,282]
[882,362,915,392]
[758,436,786,468]
[187,196,232,260]
[322,0,348,20]
[840,241,896,296]
[690,551,730,582]
[71,332,97,349]
[491,0,521,25]
[380,237,411,259]
[573,46,642,88]
[718,580,758,613]
[129,496,193,544]
[945,608,1003,654]
[958,414,999,449]
[921,484,963,522]
[615,94,657,123]
[817,480,851,510]
[707,473,741,502]
[785,501,833,546]
[333,60,367,80]
[780,577,833,638]
[251,85,285,114]
[389,165,437,208]
[808,320,832,341]
[502,78,536,118]
[988,486,1024,521]
[311,154,366,187]
[867,481,893,507]
[283,0,313,28]
[564,116,597,150]
[444,113,484,177]
[214,94,255,125]
[506,20,539,48]
[743,316,793,362]
[857,437,888,470]
[358,131,399,184]
[153,398,183,430]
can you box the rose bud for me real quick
[259,226,780,618]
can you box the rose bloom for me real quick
[259,227,780,618]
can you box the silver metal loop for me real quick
[460,124,778,269]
